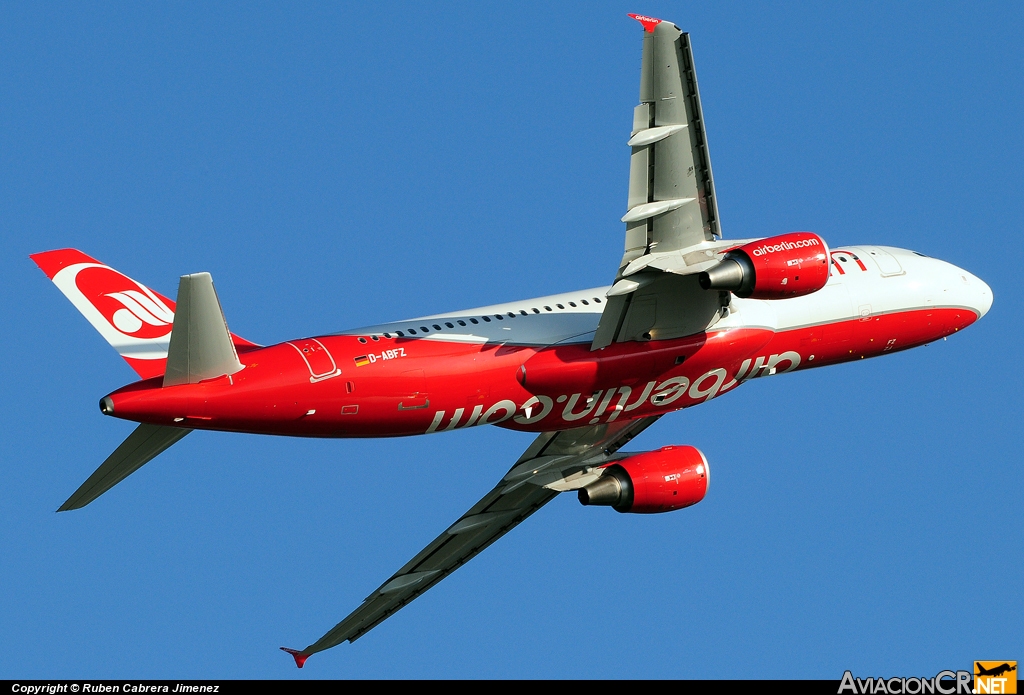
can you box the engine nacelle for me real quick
[699,232,829,300]
[578,445,709,514]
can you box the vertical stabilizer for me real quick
[163,273,244,387]
[30,249,177,379]
[31,249,260,379]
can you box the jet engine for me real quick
[578,445,709,514]
[699,232,829,299]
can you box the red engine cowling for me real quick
[578,445,709,514]
[699,231,829,299]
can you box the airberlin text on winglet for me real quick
[628,13,662,32]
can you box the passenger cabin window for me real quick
[495,315,503,320]
[408,329,417,335]
[396,331,404,337]
[582,299,590,305]
[433,324,442,330]
[371,335,380,341]
[520,310,528,316]
[420,326,429,332]
[508,312,515,318]
[445,322,454,328]
[482,316,491,322]
[458,320,467,326]
[470,318,478,324]
[358,337,367,343]
[532,308,540,314]
[556,304,564,309]
[568,302,576,307]
[593,298,601,303]
[544,306,552,311]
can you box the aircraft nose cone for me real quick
[940,261,993,321]
[969,273,994,319]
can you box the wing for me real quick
[282,415,660,666]
[593,17,732,350]
[622,19,721,265]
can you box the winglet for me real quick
[628,13,662,32]
[280,647,310,668]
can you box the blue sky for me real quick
[1,1,1020,679]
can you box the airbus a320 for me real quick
[32,15,992,667]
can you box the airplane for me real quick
[976,663,1017,678]
[31,14,993,668]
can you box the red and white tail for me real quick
[31,249,256,380]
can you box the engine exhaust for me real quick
[698,253,755,296]
[578,465,634,513]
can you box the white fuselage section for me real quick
[345,246,992,347]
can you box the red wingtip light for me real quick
[280,647,310,668]
[628,13,662,32]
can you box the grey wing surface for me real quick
[283,416,660,663]
[593,21,732,351]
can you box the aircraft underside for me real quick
[30,13,992,666]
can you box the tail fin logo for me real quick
[74,266,175,339]
[104,289,174,335]
[48,261,176,358]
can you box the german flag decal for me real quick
[354,355,370,367]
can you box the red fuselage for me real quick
[104,305,977,438]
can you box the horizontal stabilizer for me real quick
[58,423,191,511]
[163,273,244,387]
